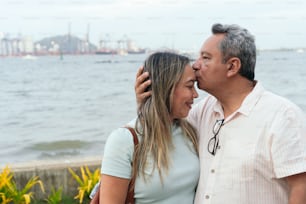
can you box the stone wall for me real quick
[10,156,102,200]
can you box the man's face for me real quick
[192,34,228,94]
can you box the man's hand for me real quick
[135,66,151,106]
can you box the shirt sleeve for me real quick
[101,127,135,179]
[271,105,306,178]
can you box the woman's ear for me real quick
[226,57,241,77]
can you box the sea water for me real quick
[0,50,305,167]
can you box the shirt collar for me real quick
[212,81,265,118]
[239,81,265,116]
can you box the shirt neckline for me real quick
[212,81,265,122]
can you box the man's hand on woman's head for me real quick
[135,66,152,106]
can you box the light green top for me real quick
[101,121,200,204]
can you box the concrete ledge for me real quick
[7,156,102,200]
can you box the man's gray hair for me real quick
[212,23,256,81]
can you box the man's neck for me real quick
[217,80,255,118]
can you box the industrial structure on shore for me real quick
[0,31,147,57]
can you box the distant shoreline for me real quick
[0,47,305,58]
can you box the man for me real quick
[135,23,306,203]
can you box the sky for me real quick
[0,0,305,51]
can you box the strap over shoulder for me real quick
[90,126,138,204]
[124,126,139,146]
[123,126,138,204]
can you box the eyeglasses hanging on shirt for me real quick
[207,119,224,156]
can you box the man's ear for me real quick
[226,57,241,77]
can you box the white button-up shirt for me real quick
[188,82,306,204]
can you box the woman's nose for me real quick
[192,60,200,70]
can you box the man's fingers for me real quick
[136,66,144,78]
[136,78,151,94]
[135,66,152,107]
[136,72,149,85]
[142,91,152,99]
[135,71,150,91]
[137,91,152,106]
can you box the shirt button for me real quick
[205,195,210,199]
[211,169,215,173]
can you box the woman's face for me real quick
[170,64,198,120]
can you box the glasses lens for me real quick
[208,137,216,153]
[208,119,224,155]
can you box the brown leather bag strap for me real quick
[124,126,138,204]
[125,126,139,146]
[90,127,138,204]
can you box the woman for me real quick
[99,52,200,204]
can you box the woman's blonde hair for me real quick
[134,52,198,182]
